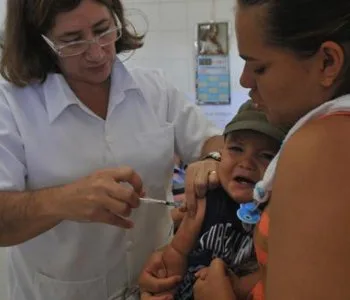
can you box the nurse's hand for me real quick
[184,159,220,217]
[139,250,181,295]
[52,166,144,228]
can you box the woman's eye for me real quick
[254,66,266,75]
[60,37,81,44]
[95,28,109,35]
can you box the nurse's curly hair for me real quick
[0,0,144,87]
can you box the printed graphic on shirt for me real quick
[198,222,255,272]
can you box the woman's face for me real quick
[208,26,218,39]
[49,0,117,86]
[235,5,332,127]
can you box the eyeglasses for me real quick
[42,26,122,57]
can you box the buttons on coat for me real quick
[105,135,113,143]
[126,240,133,250]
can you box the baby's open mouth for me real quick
[234,176,256,187]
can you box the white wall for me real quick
[123,0,248,127]
[0,0,5,29]
[123,0,245,92]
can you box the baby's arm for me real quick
[140,200,207,299]
[162,198,207,278]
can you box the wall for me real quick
[123,0,249,128]
[0,0,5,28]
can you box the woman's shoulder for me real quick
[0,73,66,117]
[127,67,168,90]
[276,113,350,185]
[0,73,61,97]
[0,79,41,103]
[284,113,350,154]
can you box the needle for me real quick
[140,197,180,207]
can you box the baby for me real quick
[142,100,286,300]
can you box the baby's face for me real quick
[218,130,279,203]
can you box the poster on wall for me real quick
[195,22,231,106]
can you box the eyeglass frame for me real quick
[41,15,123,58]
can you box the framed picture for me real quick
[195,21,231,106]
[197,22,229,56]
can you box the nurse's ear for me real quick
[318,41,345,88]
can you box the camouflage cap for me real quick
[224,100,287,142]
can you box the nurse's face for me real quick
[48,0,117,86]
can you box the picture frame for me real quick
[197,22,229,56]
[195,21,231,106]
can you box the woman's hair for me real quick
[0,0,144,86]
[238,0,350,96]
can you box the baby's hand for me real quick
[194,267,209,280]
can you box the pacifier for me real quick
[236,202,261,224]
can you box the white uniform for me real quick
[0,59,221,300]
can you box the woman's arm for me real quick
[0,190,61,246]
[267,116,350,299]
[194,258,237,300]
[233,270,261,300]
[0,167,144,246]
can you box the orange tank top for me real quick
[250,111,350,300]
[250,205,269,300]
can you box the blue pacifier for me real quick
[237,202,261,224]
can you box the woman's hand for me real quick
[193,258,236,300]
[50,166,144,228]
[139,250,181,296]
[140,291,173,300]
[184,159,220,216]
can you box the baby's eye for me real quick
[260,152,275,161]
[229,146,243,153]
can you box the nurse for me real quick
[0,0,223,299]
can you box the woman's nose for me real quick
[240,64,255,89]
[85,42,104,61]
